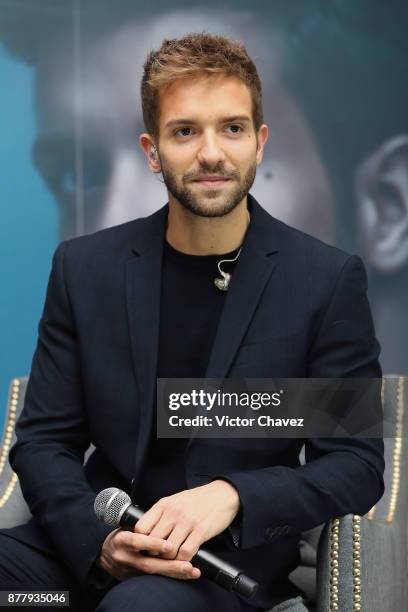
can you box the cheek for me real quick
[227,143,257,168]
[162,144,198,169]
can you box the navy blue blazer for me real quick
[10,194,384,608]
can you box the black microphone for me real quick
[94,487,258,599]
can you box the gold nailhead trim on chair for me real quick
[0,380,21,506]
[329,517,340,611]
[0,472,18,508]
[366,506,376,520]
[366,377,386,521]
[0,379,20,476]
[352,515,362,611]
[386,376,404,524]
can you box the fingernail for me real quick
[192,568,200,578]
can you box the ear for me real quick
[139,133,162,173]
[255,124,269,165]
[355,135,408,273]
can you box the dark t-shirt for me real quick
[136,239,240,508]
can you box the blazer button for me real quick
[130,477,136,489]
[264,526,278,540]
[279,525,291,535]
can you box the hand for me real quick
[134,479,240,562]
[97,528,201,582]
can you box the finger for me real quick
[159,524,192,560]
[148,516,177,541]
[120,530,172,555]
[175,531,202,562]
[134,503,164,535]
[134,555,200,580]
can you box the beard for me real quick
[159,157,257,218]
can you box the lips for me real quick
[192,176,231,186]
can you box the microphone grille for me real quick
[94,487,131,526]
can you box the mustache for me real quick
[183,164,240,182]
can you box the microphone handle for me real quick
[119,502,258,599]
[120,503,144,527]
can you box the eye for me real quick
[175,127,194,137]
[225,124,243,134]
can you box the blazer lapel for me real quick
[126,205,168,479]
[205,196,279,379]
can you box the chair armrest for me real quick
[0,378,32,528]
[0,473,32,528]
[0,378,96,529]
[316,514,407,612]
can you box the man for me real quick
[1,3,407,397]
[0,33,384,612]
[0,2,336,418]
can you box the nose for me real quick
[196,130,226,167]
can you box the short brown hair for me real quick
[141,32,263,139]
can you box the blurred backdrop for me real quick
[1,0,407,424]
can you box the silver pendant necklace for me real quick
[214,210,250,292]
[214,247,242,292]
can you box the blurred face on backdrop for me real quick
[32,12,335,243]
[140,75,268,218]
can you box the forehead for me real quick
[158,75,253,125]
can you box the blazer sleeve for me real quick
[214,255,385,550]
[9,242,115,586]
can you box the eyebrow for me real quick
[164,115,252,129]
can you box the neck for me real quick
[165,195,250,255]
